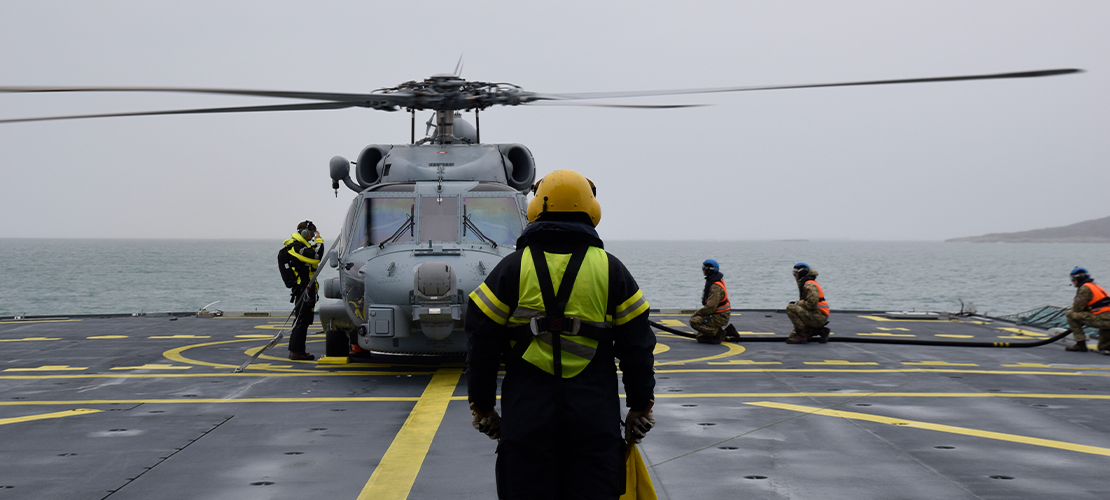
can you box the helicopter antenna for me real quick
[475,108,480,144]
[453,54,465,77]
[410,108,415,144]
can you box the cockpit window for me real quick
[348,197,416,249]
[463,197,524,247]
[418,196,459,242]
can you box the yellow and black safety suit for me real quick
[283,232,323,354]
[466,220,655,500]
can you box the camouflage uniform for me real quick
[1066,281,1110,351]
[691,281,730,343]
[786,269,828,342]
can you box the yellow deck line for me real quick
[0,408,102,426]
[748,401,1110,457]
[655,342,745,365]
[358,368,462,500]
[5,392,1110,407]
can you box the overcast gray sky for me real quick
[1,0,1105,241]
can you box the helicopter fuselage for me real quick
[319,141,535,355]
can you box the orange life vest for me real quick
[1082,282,1110,315]
[809,280,830,316]
[708,279,730,314]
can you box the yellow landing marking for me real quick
[1,397,421,406]
[997,327,1048,337]
[110,364,192,371]
[1005,363,1051,368]
[0,319,80,324]
[87,335,128,339]
[253,323,322,330]
[709,360,782,365]
[652,343,671,355]
[318,356,349,365]
[0,337,61,342]
[858,315,952,323]
[858,332,916,337]
[358,369,462,500]
[655,342,746,365]
[998,336,1038,340]
[655,367,1110,377]
[0,408,102,426]
[656,319,686,327]
[877,327,910,331]
[4,365,87,372]
[748,402,1110,457]
[935,334,974,339]
[733,331,777,336]
[235,334,274,338]
[902,361,978,367]
[804,360,879,366]
[149,335,211,339]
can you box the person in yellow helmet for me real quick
[466,169,657,500]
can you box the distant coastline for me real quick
[947,215,1110,243]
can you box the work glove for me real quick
[470,402,501,440]
[289,287,302,303]
[624,400,655,444]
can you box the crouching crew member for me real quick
[280,220,324,361]
[1065,267,1110,354]
[466,169,657,500]
[691,259,731,344]
[786,262,830,344]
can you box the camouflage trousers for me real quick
[1066,310,1110,350]
[787,304,828,333]
[691,312,731,342]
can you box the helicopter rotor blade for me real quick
[0,101,368,124]
[527,68,1083,102]
[529,102,710,109]
[0,85,415,106]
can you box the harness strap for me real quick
[530,244,589,376]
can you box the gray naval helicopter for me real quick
[0,67,1082,359]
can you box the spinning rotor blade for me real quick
[0,101,365,124]
[0,85,408,104]
[530,102,709,109]
[528,68,1082,102]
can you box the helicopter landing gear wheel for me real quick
[325,329,351,358]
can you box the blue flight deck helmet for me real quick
[1070,266,1090,282]
[793,262,810,274]
[702,259,719,272]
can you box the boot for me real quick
[713,327,726,344]
[785,330,808,344]
[1065,343,1088,352]
[289,351,316,360]
[723,324,741,342]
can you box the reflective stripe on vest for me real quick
[515,246,609,378]
[811,281,830,315]
[282,233,323,286]
[709,279,730,314]
[1083,282,1110,315]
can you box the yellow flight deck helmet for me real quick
[526,169,602,227]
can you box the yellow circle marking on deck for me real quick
[0,337,62,342]
[87,335,128,339]
[253,322,322,330]
[656,341,745,365]
[653,343,671,355]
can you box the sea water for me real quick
[2,239,1108,317]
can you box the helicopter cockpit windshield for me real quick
[344,183,525,255]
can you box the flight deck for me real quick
[1,310,1108,499]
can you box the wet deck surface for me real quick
[1,310,1108,499]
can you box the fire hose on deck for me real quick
[647,320,1073,348]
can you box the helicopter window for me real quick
[366,197,415,246]
[463,197,524,247]
[418,196,459,242]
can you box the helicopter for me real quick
[0,67,1082,358]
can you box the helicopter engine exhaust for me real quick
[499,144,536,191]
[412,261,460,341]
[356,145,392,187]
